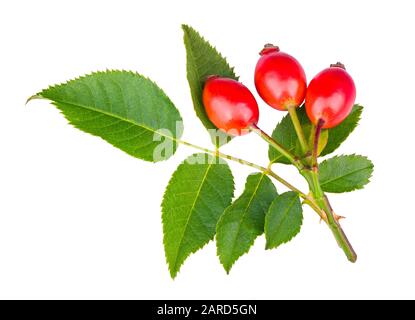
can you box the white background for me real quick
[0,0,413,299]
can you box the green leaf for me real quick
[268,105,363,163]
[30,71,183,162]
[321,105,363,156]
[182,24,238,147]
[265,192,303,250]
[319,154,374,193]
[216,173,277,273]
[162,153,234,278]
[269,106,327,164]
[269,117,300,165]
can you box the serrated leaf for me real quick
[30,71,183,162]
[265,192,303,250]
[216,173,277,273]
[182,24,238,147]
[321,105,363,156]
[162,153,234,278]
[269,104,363,163]
[319,154,374,193]
[269,106,328,164]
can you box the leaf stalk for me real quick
[176,138,325,220]
[249,125,357,262]
[250,124,304,170]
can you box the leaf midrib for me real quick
[43,96,176,141]
[225,173,266,266]
[320,165,372,186]
[172,161,214,273]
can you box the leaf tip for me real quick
[169,269,178,280]
[181,24,195,39]
[166,256,180,280]
[25,94,44,106]
[224,266,231,275]
[217,250,233,275]
[181,24,190,31]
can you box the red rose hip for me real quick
[202,76,259,135]
[255,44,307,111]
[306,63,356,129]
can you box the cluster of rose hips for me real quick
[202,44,356,136]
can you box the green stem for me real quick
[177,139,325,220]
[250,124,304,170]
[304,170,357,262]
[311,119,325,169]
[267,169,326,220]
[178,139,266,172]
[287,105,309,155]
[246,122,356,262]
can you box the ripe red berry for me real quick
[254,44,307,111]
[202,76,259,136]
[305,63,356,129]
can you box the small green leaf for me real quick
[182,24,238,147]
[30,71,183,162]
[265,192,303,250]
[319,154,374,193]
[162,153,234,278]
[321,105,363,156]
[216,173,277,273]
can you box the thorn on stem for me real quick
[334,213,346,222]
